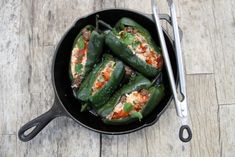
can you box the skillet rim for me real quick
[51,8,176,135]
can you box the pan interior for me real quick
[53,9,178,134]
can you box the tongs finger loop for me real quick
[179,125,192,142]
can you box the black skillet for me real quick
[18,9,179,142]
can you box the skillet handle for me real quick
[159,14,183,41]
[18,98,64,142]
[146,13,183,41]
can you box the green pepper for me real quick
[105,18,163,78]
[76,54,125,108]
[97,75,164,125]
[69,25,104,89]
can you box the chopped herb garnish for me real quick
[77,37,85,49]
[123,103,133,112]
[122,32,135,45]
[75,64,83,73]
[80,103,89,112]
[132,41,141,49]
[130,111,143,121]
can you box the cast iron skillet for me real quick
[18,9,179,142]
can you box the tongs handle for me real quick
[168,0,186,101]
[152,0,192,142]
[152,1,181,115]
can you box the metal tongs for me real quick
[152,0,192,142]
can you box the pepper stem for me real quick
[80,103,89,112]
[151,72,162,87]
[95,14,99,32]
[98,20,113,30]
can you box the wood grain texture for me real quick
[186,74,220,157]
[0,0,21,135]
[0,135,17,157]
[42,0,98,46]
[212,0,235,104]
[16,93,58,157]
[15,0,100,157]
[144,108,191,157]
[220,105,235,157]
[1,0,235,156]
[125,0,151,13]
[56,118,100,157]
[177,0,214,74]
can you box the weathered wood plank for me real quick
[56,118,100,157]
[16,1,101,156]
[220,104,235,157]
[101,132,148,157]
[186,74,220,157]
[98,0,116,9]
[212,0,235,104]
[156,0,181,16]
[0,135,17,157]
[145,104,191,157]
[101,135,127,157]
[177,0,214,74]
[124,0,151,13]
[0,0,21,135]
[42,0,98,46]
[16,32,58,157]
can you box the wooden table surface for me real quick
[1,0,235,156]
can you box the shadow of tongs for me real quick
[152,0,192,142]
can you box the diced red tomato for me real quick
[95,81,105,89]
[77,42,88,55]
[146,59,152,64]
[102,67,112,81]
[142,95,149,102]
[103,71,110,81]
[156,56,163,69]
[79,49,86,55]
[112,110,129,119]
